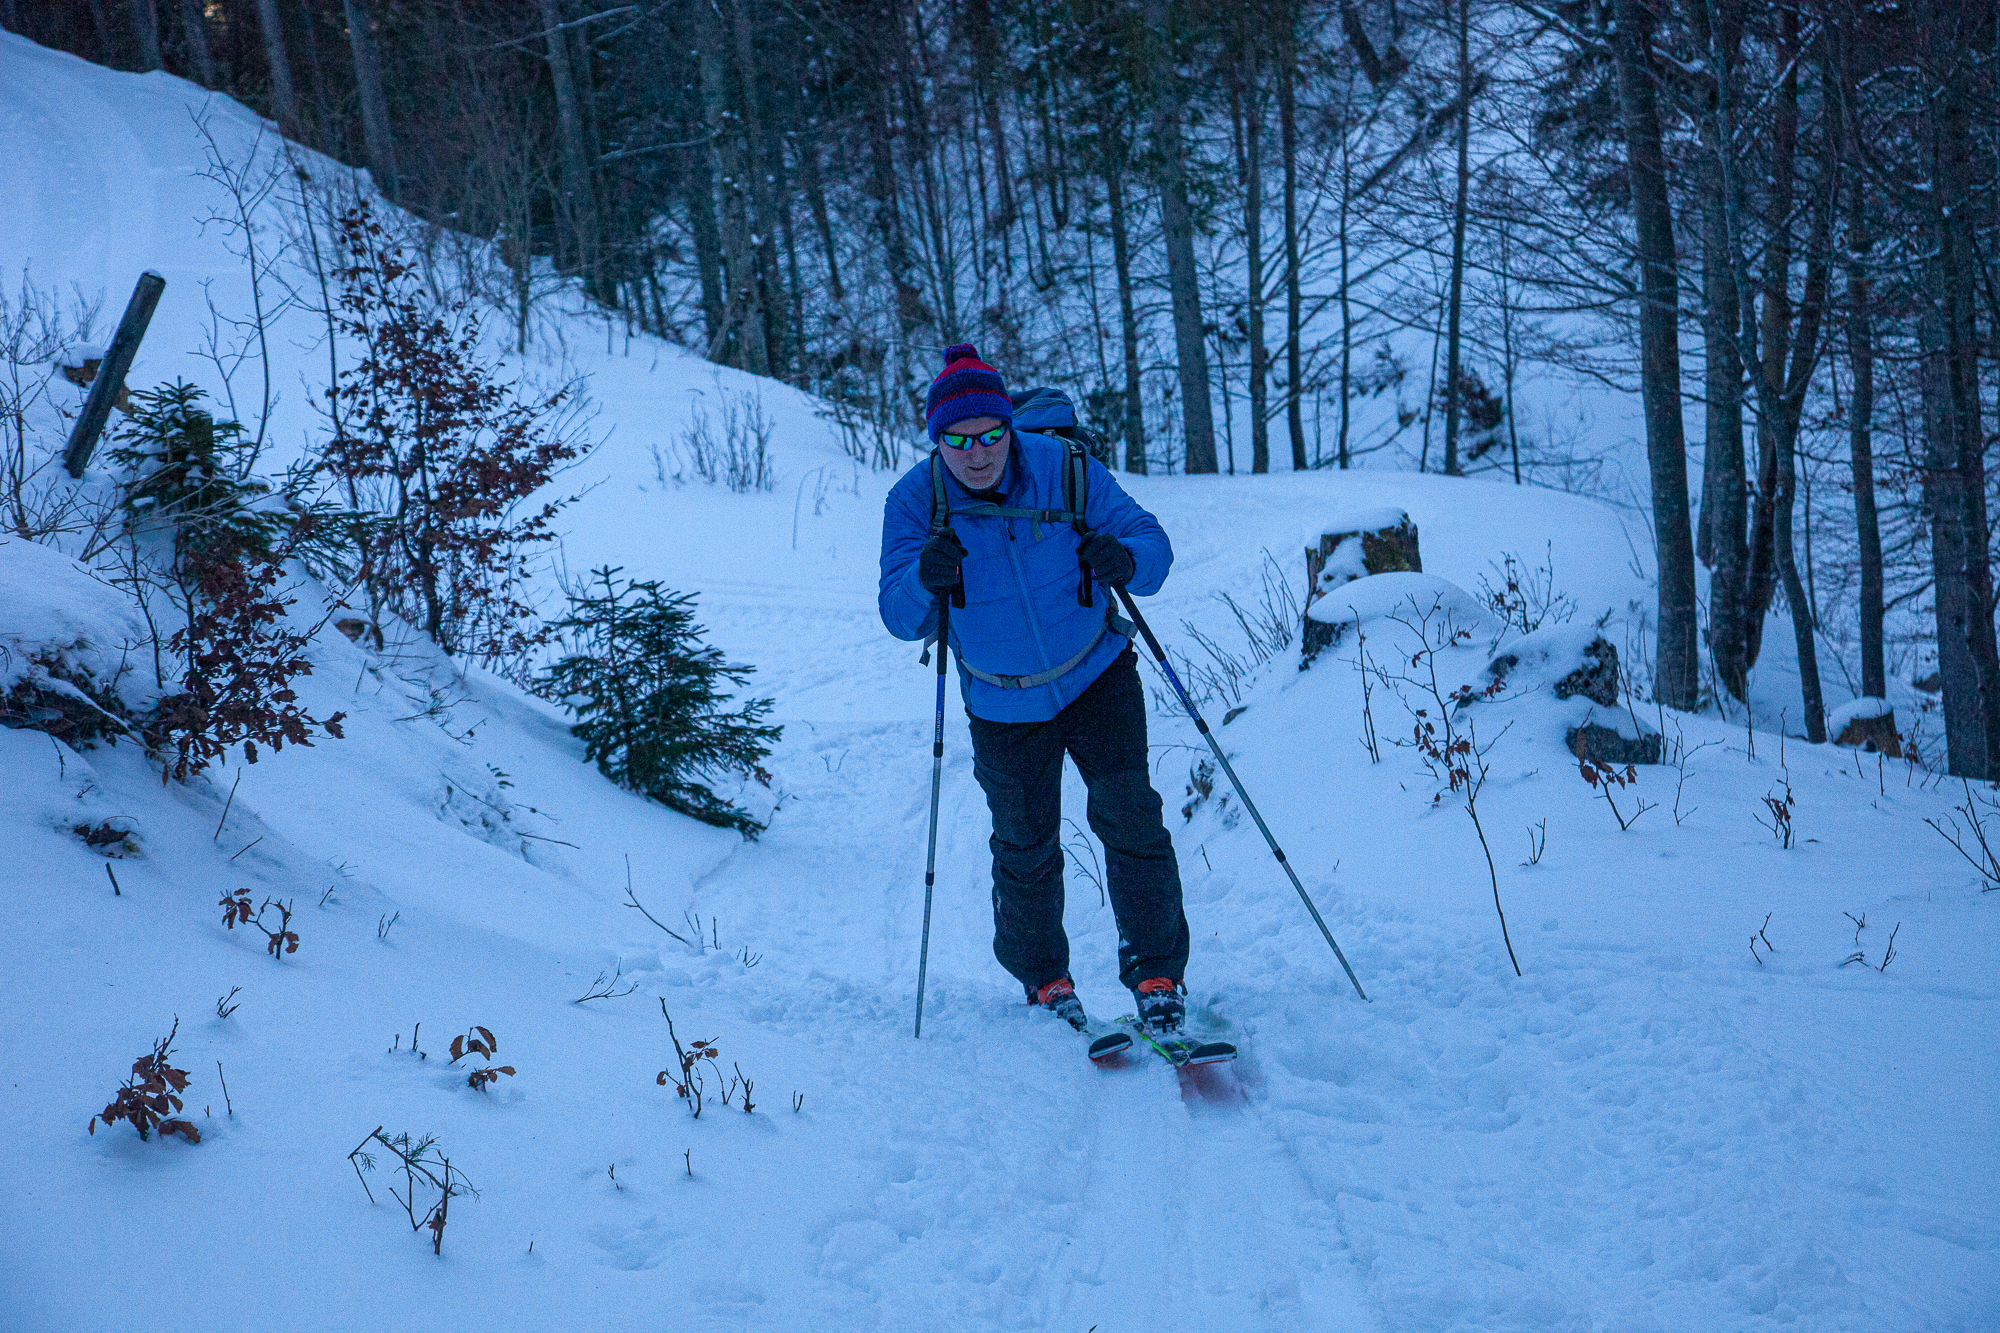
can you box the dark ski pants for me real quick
[966,648,1190,995]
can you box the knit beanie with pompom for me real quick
[924,343,1012,446]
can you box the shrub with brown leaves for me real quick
[111,381,347,782]
[147,544,346,781]
[448,1025,515,1091]
[220,889,300,957]
[89,1016,200,1144]
[319,201,582,664]
[656,1002,722,1119]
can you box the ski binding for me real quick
[1116,1015,1237,1067]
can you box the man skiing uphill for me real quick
[878,343,1191,1036]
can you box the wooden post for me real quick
[63,271,165,479]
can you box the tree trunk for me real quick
[1337,0,1403,92]
[901,19,960,343]
[251,0,299,135]
[1242,47,1269,475]
[293,0,330,142]
[1280,12,1306,471]
[540,0,597,292]
[1918,0,2000,778]
[1145,0,1218,474]
[127,0,162,69]
[174,0,215,84]
[1338,118,1352,469]
[967,0,1017,244]
[1101,118,1147,474]
[1500,217,1520,482]
[680,129,727,350]
[799,123,843,306]
[1739,10,1800,680]
[733,0,787,375]
[342,0,397,197]
[1837,27,1885,701]
[1771,131,1834,745]
[695,0,766,371]
[770,81,807,383]
[1740,9,1830,743]
[866,74,930,344]
[1440,0,1470,477]
[1701,153,1751,699]
[1609,0,1700,710]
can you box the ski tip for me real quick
[1182,1041,1237,1066]
[1088,1032,1133,1062]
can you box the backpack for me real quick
[1010,385,1115,466]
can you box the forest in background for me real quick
[7,0,1999,777]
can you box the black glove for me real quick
[917,527,968,597]
[1077,532,1135,588]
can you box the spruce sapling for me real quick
[537,567,780,837]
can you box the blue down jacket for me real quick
[878,428,1173,722]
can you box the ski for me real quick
[1116,1015,1236,1068]
[1086,1027,1134,1062]
[1035,986,1133,1062]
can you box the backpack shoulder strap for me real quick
[1064,440,1090,532]
[1066,441,1095,608]
[928,450,949,533]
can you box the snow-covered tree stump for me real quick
[1829,697,1902,758]
[1301,507,1422,665]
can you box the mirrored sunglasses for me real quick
[939,424,1008,450]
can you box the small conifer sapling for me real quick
[537,567,781,837]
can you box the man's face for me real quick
[937,416,1011,490]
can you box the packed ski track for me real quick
[2,32,1997,1332]
[580,473,1409,1330]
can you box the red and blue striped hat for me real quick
[925,343,1012,446]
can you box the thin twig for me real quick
[574,966,639,1003]
[215,1062,233,1115]
[348,1126,384,1204]
[625,856,692,944]
[214,768,241,840]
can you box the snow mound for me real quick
[0,536,149,688]
[1304,570,1486,630]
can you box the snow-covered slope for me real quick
[1,32,1995,1333]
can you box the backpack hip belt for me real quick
[937,605,1135,690]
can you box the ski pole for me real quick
[914,594,950,1038]
[1113,586,1369,1002]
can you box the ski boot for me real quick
[1031,976,1090,1032]
[1132,977,1186,1033]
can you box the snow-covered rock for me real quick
[1482,623,1620,708]
[1460,624,1662,763]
